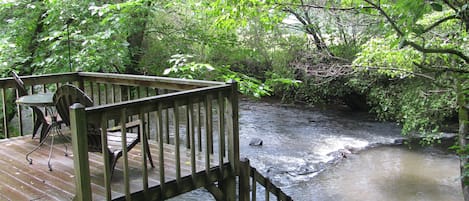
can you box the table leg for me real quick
[25,130,51,165]
[26,115,72,171]
[47,131,55,171]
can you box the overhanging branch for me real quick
[422,15,458,34]
[276,2,374,11]
[363,0,469,64]
[404,41,469,63]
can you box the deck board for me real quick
[0,134,219,201]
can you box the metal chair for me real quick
[12,71,59,142]
[53,84,154,176]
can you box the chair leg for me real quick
[109,154,118,179]
[32,118,42,139]
[145,139,155,168]
[39,123,52,143]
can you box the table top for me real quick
[16,93,55,107]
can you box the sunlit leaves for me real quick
[353,35,422,78]
[162,54,277,98]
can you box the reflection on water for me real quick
[171,100,463,201]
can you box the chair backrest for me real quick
[53,84,93,127]
[11,71,28,97]
[54,84,107,153]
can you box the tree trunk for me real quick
[283,7,329,51]
[23,9,46,74]
[124,1,152,75]
[457,81,469,200]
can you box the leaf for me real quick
[430,3,443,12]
[398,37,406,49]
[411,24,425,35]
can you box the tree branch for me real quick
[363,0,404,36]
[363,0,469,64]
[356,65,436,80]
[414,62,469,74]
[405,40,469,63]
[422,15,459,34]
[276,2,374,11]
[442,0,459,13]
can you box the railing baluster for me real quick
[188,100,196,176]
[185,104,190,149]
[157,102,165,197]
[126,85,131,101]
[111,84,116,103]
[104,83,109,104]
[100,114,111,201]
[174,101,181,184]
[120,109,131,200]
[89,82,95,102]
[217,92,225,170]
[139,110,149,199]
[252,168,257,201]
[146,88,151,140]
[197,101,202,152]
[97,83,102,105]
[137,86,141,99]
[16,88,23,136]
[2,88,8,138]
[265,178,270,201]
[205,95,212,172]
[164,89,170,144]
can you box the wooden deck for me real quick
[0,134,218,201]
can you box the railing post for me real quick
[226,80,240,173]
[223,80,239,201]
[70,103,92,201]
[239,158,251,201]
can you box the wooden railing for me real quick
[1,72,291,201]
[0,72,221,139]
[0,72,80,138]
[68,73,239,200]
[239,158,293,201]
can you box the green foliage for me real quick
[364,77,456,135]
[350,0,468,138]
[163,54,277,98]
[354,35,422,78]
[163,54,215,79]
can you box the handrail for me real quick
[0,72,224,139]
[0,72,295,200]
[0,72,79,88]
[239,158,294,201]
[70,77,240,200]
[78,72,223,91]
[85,84,231,119]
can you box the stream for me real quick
[171,99,463,201]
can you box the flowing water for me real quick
[168,99,462,200]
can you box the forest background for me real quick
[0,0,468,199]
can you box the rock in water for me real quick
[249,138,263,146]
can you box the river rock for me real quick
[249,138,263,146]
